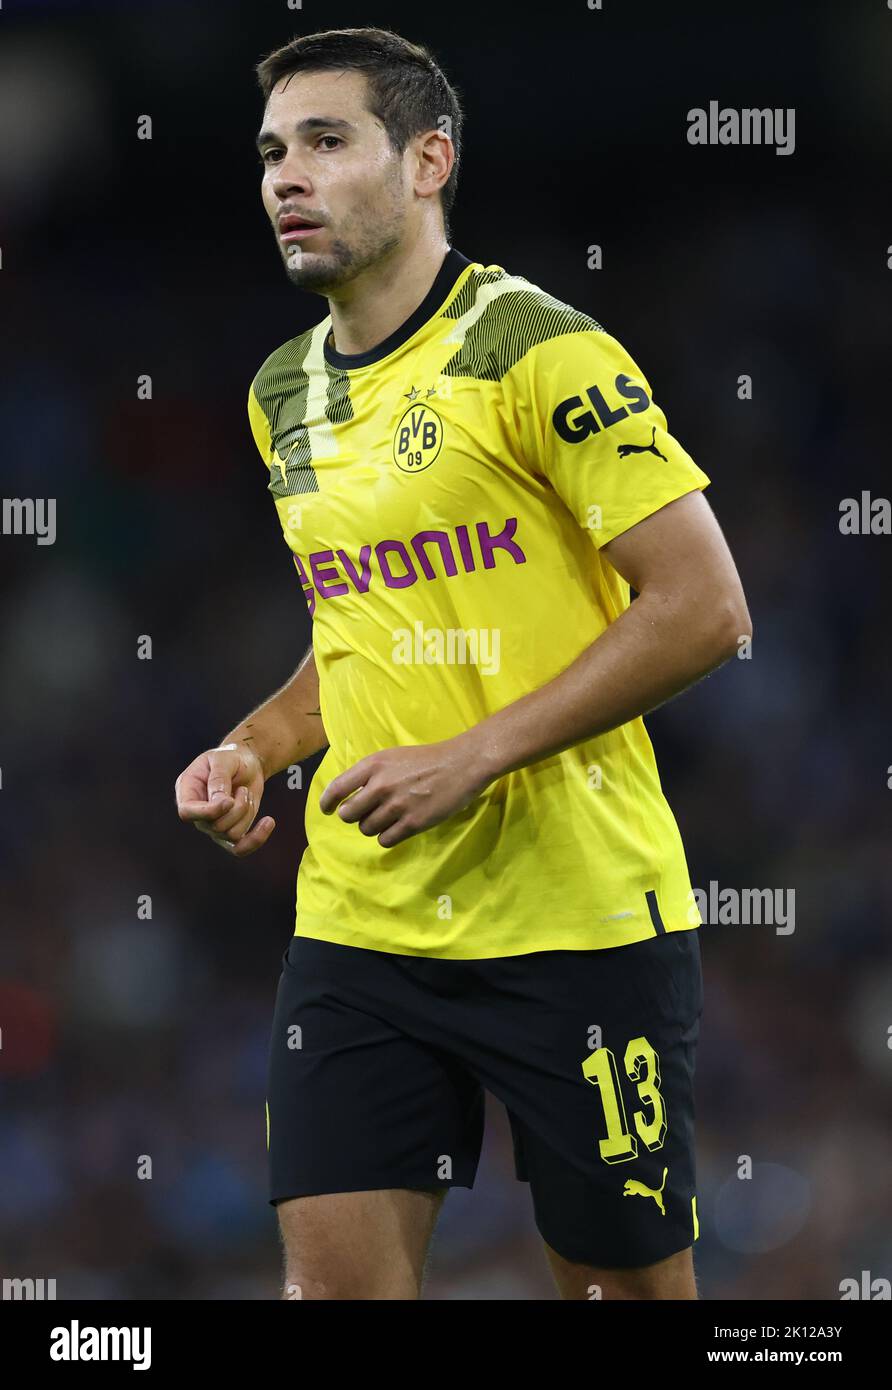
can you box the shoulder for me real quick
[443,261,606,383]
[249,319,330,414]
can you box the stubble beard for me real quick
[280,181,406,296]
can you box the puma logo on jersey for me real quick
[616,426,667,462]
[622,1167,668,1214]
[269,426,310,488]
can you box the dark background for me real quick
[1,0,890,1299]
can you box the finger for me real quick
[208,785,255,835]
[356,804,401,837]
[175,768,210,804]
[176,760,234,818]
[319,759,373,813]
[206,751,237,803]
[198,800,255,847]
[227,817,276,858]
[336,783,383,824]
[377,818,416,849]
[178,795,235,822]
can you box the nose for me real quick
[272,150,312,201]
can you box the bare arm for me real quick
[221,644,328,778]
[175,645,328,857]
[320,491,752,846]
[465,489,751,779]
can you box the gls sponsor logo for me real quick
[553,374,651,444]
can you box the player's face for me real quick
[258,69,409,293]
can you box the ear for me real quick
[414,127,454,201]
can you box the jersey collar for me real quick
[322,246,472,371]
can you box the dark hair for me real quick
[256,27,463,233]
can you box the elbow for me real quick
[710,591,753,664]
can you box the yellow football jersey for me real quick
[247,249,710,958]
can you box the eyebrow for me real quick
[255,116,357,151]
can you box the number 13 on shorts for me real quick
[582,1036,667,1162]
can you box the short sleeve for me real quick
[508,329,710,548]
[247,382,272,470]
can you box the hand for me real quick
[175,742,275,858]
[318,738,489,848]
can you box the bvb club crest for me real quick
[393,402,444,474]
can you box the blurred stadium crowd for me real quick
[0,0,890,1298]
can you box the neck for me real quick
[326,232,450,357]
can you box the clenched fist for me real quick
[175,742,275,858]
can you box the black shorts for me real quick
[266,927,703,1269]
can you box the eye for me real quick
[260,147,284,165]
[317,135,343,151]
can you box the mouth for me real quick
[278,214,325,243]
